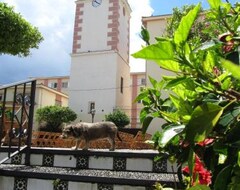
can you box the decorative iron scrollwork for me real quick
[16,94,31,106]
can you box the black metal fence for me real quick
[0,79,36,165]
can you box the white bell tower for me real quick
[69,0,131,122]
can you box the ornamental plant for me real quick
[133,0,240,189]
[0,105,13,120]
[36,106,77,132]
[105,109,130,128]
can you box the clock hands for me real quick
[92,0,102,7]
[93,0,100,5]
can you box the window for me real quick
[120,77,123,93]
[0,94,2,101]
[141,78,146,85]
[123,7,125,16]
[138,78,146,85]
[49,82,57,89]
[62,82,68,88]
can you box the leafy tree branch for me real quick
[0,3,43,57]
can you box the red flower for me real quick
[182,156,212,186]
[197,138,214,147]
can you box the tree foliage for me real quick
[133,0,240,189]
[105,109,130,128]
[0,3,43,57]
[165,5,210,48]
[36,106,77,132]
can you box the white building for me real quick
[69,0,131,123]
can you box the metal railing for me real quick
[0,79,36,165]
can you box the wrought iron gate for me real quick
[0,79,36,165]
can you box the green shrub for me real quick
[36,106,77,132]
[105,109,130,128]
[0,105,13,120]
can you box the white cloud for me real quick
[128,0,153,72]
[0,0,75,84]
[0,0,153,84]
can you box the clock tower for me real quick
[69,0,131,122]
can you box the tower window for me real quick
[120,77,124,93]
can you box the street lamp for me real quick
[90,109,96,123]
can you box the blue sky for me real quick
[150,0,237,15]
[151,0,207,15]
[0,0,238,85]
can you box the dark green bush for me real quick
[36,106,77,132]
[105,109,130,128]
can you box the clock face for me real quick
[92,0,102,7]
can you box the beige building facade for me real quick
[141,15,172,134]
[0,84,68,130]
[31,76,69,95]
[142,15,172,87]
[130,72,146,128]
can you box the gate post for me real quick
[25,80,36,165]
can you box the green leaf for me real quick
[238,151,240,167]
[155,60,180,72]
[188,184,211,190]
[203,51,215,74]
[158,124,185,148]
[213,142,228,155]
[221,58,240,80]
[142,116,153,134]
[169,94,180,109]
[165,77,187,89]
[226,122,240,143]
[159,110,180,123]
[207,0,221,9]
[235,15,240,31]
[174,3,201,45]
[188,148,195,178]
[169,94,192,120]
[232,140,240,147]
[214,165,232,190]
[149,76,157,88]
[134,90,148,103]
[219,154,227,164]
[140,25,150,45]
[140,108,148,123]
[202,93,219,103]
[155,36,170,42]
[132,41,174,60]
[185,103,224,143]
[219,106,240,128]
[213,72,230,83]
